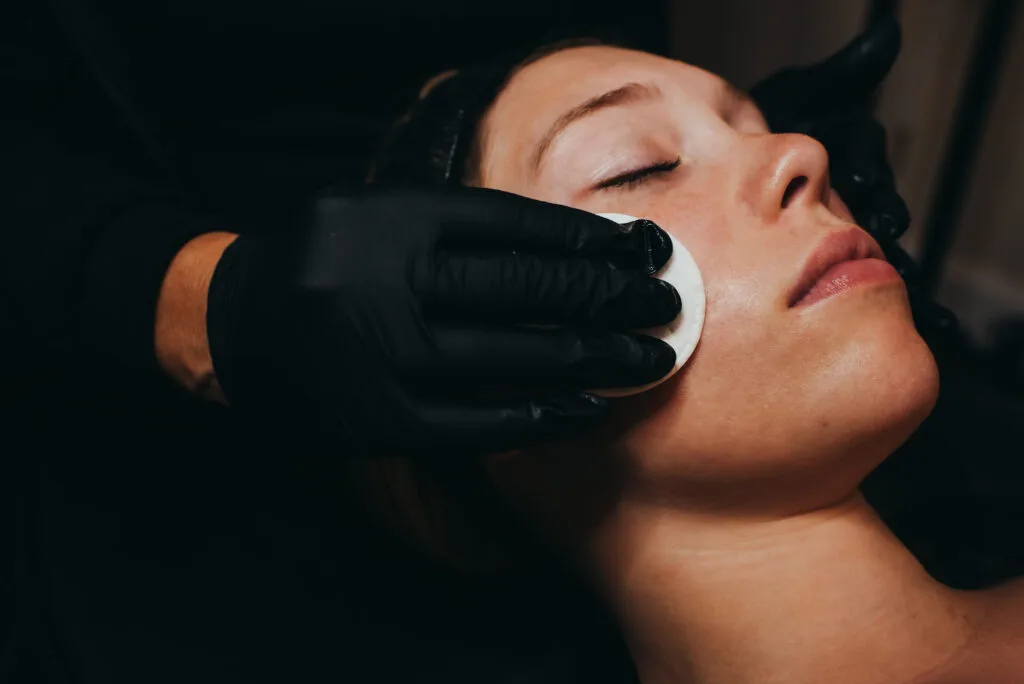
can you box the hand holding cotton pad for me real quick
[595,213,706,397]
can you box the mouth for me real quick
[787,227,899,308]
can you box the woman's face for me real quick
[478,46,938,509]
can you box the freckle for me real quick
[819,419,830,429]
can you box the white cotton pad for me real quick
[594,213,706,397]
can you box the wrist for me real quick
[155,231,238,401]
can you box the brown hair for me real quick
[367,37,607,187]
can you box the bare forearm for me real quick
[155,232,238,402]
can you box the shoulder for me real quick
[977,578,1024,638]
[932,582,1024,684]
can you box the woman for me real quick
[358,35,1024,684]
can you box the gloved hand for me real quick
[750,13,958,339]
[205,187,680,458]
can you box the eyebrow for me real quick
[531,82,662,172]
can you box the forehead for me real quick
[479,46,729,182]
[507,45,722,103]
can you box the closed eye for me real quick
[596,157,682,191]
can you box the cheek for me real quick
[598,211,936,496]
[636,193,783,374]
[604,200,790,446]
[828,188,855,222]
[650,198,782,362]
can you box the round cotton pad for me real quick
[594,213,706,397]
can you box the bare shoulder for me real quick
[933,581,1024,683]
[979,578,1024,633]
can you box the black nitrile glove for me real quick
[206,187,680,457]
[750,13,958,340]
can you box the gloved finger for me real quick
[880,244,958,343]
[428,187,673,273]
[815,116,909,242]
[407,391,610,456]
[801,12,902,112]
[750,14,901,129]
[403,326,676,391]
[820,115,893,188]
[421,252,681,329]
[830,151,910,242]
[882,241,922,288]
[911,297,959,337]
[861,190,910,244]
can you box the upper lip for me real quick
[787,227,886,307]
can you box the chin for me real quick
[606,285,939,507]
[768,319,938,511]
[872,335,938,454]
[818,288,940,460]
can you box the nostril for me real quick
[781,176,808,209]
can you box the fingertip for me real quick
[606,219,674,273]
[633,278,682,327]
[838,15,902,84]
[870,11,901,52]
[864,192,910,243]
[865,14,901,70]
[659,279,683,322]
[644,336,677,379]
[639,219,674,274]
[643,277,684,324]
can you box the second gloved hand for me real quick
[750,12,957,339]
[205,187,681,458]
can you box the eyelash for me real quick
[598,157,682,190]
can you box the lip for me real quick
[787,227,894,308]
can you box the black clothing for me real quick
[2,2,663,682]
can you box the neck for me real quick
[585,492,981,684]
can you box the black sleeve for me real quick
[1,2,218,387]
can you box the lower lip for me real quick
[792,258,902,308]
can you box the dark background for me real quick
[3,0,1023,682]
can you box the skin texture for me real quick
[477,45,937,515]
[468,46,1024,684]
[153,44,1023,682]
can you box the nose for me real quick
[744,134,830,222]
